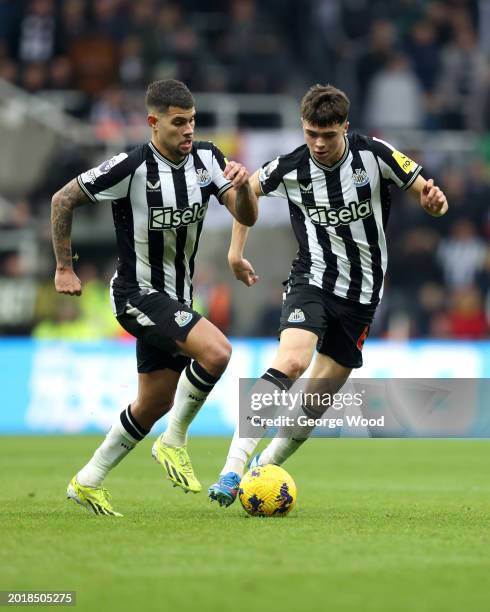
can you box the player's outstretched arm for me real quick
[408,175,448,217]
[228,220,259,286]
[226,169,261,286]
[222,161,258,226]
[51,178,91,296]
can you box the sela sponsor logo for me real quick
[175,311,193,327]
[352,168,369,187]
[288,308,306,323]
[149,202,207,230]
[306,199,372,227]
[196,168,212,187]
[146,179,161,191]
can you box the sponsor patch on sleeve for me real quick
[80,152,128,185]
[97,152,128,174]
[392,150,417,174]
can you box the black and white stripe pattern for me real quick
[261,367,293,391]
[259,133,422,305]
[185,361,219,394]
[77,141,232,313]
[120,405,148,442]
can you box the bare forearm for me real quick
[51,179,88,269]
[228,219,250,262]
[235,182,258,227]
[51,197,75,269]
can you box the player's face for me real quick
[302,119,348,166]
[148,106,196,161]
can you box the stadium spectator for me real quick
[446,286,488,339]
[435,21,488,130]
[89,88,128,140]
[219,0,292,94]
[356,19,397,117]
[405,19,442,94]
[59,0,88,52]
[68,30,119,94]
[16,0,59,64]
[437,219,487,288]
[365,52,423,129]
[19,61,49,92]
[389,228,444,291]
[0,56,17,82]
[92,0,128,43]
[119,35,145,89]
[48,54,74,89]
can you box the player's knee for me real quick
[280,354,309,379]
[200,338,232,375]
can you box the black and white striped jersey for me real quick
[259,133,423,305]
[77,141,232,312]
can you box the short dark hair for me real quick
[301,84,350,127]
[145,79,195,113]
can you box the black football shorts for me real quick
[278,284,377,368]
[116,290,202,374]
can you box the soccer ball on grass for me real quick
[239,464,297,517]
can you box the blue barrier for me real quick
[1,338,489,435]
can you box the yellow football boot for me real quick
[66,476,123,517]
[151,435,202,493]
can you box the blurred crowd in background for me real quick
[0,0,488,341]
[1,0,490,128]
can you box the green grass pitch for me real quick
[1,436,489,612]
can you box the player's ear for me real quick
[147,114,158,129]
[344,120,349,134]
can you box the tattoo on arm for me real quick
[51,178,90,269]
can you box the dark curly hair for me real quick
[145,79,195,113]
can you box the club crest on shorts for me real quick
[175,311,193,327]
[287,308,305,323]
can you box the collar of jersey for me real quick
[310,136,350,172]
[149,142,189,169]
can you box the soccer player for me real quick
[51,79,257,516]
[208,83,448,506]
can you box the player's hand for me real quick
[228,256,259,286]
[224,161,250,190]
[420,178,448,217]
[55,268,82,296]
